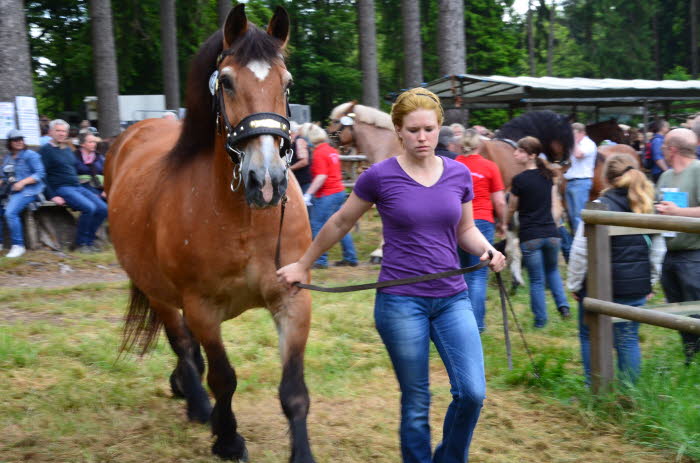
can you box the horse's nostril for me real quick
[247,170,261,189]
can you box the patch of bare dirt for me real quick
[0,250,127,289]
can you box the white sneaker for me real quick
[6,245,26,258]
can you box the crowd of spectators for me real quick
[1,118,108,257]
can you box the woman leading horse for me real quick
[105,6,315,462]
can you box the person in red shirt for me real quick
[300,123,357,269]
[455,128,507,332]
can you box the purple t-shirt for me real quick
[354,156,474,297]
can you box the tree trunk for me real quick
[402,0,423,88]
[438,0,465,76]
[527,0,536,75]
[692,0,698,78]
[358,0,379,108]
[546,1,555,76]
[218,0,231,28]
[89,0,121,138]
[160,0,180,111]
[0,0,34,132]
[652,9,661,79]
[438,0,466,124]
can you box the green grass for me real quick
[0,214,697,462]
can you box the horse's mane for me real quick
[168,25,286,167]
[330,102,394,131]
[496,110,574,160]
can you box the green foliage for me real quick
[23,0,699,124]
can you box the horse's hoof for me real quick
[369,256,382,264]
[212,434,248,461]
[170,371,185,399]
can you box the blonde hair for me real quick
[391,88,443,129]
[460,128,481,154]
[298,122,328,145]
[603,153,654,214]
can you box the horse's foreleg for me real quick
[274,293,316,463]
[156,302,211,423]
[185,301,248,462]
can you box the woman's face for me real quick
[396,109,439,159]
[513,147,530,165]
[82,135,98,152]
[9,138,25,152]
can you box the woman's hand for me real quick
[483,248,506,272]
[11,180,25,192]
[276,262,309,295]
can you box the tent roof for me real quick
[420,75,700,110]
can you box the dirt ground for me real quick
[0,252,682,463]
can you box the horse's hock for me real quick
[2,201,109,251]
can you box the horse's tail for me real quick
[120,282,163,355]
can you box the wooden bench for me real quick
[4,200,109,251]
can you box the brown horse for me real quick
[328,101,403,164]
[104,6,315,462]
[586,119,630,145]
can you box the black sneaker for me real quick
[557,306,571,319]
[334,260,358,267]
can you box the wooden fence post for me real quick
[584,202,614,393]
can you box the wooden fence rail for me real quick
[581,203,700,394]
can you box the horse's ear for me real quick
[267,6,290,47]
[223,4,248,49]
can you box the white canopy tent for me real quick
[417,75,700,119]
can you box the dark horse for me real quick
[483,110,574,187]
[104,6,315,462]
[585,119,630,145]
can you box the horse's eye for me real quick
[220,76,234,92]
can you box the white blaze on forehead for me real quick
[247,60,271,81]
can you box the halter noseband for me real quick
[210,58,293,173]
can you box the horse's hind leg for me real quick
[184,298,248,461]
[274,293,316,463]
[157,303,212,423]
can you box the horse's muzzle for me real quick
[244,167,287,208]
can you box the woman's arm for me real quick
[457,202,506,271]
[551,184,563,224]
[491,190,507,237]
[290,138,309,171]
[507,192,519,225]
[277,192,373,291]
[566,222,588,295]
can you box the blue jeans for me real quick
[558,225,572,263]
[578,296,644,384]
[565,178,592,232]
[458,219,494,332]
[56,185,108,246]
[310,191,356,266]
[520,237,569,328]
[1,192,38,245]
[375,291,485,463]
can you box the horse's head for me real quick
[327,102,357,148]
[215,5,292,208]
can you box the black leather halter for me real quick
[328,112,355,148]
[211,59,292,166]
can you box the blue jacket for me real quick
[1,149,46,198]
[650,133,665,176]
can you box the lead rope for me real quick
[496,271,541,378]
[274,211,539,375]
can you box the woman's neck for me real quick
[524,159,537,169]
